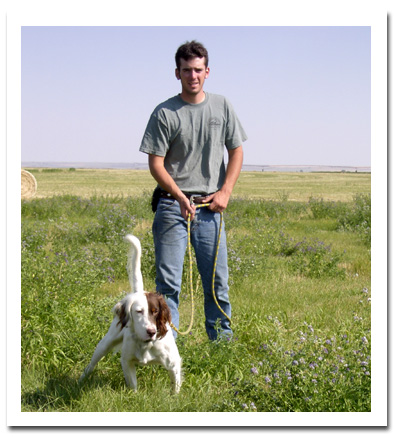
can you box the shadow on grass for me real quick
[21,372,122,412]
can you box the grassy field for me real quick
[21,169,371,414]
[25,167,371,202]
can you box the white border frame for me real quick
[6,0,388,428]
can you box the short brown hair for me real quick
[175,40,209,70]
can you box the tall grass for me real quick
[21,192,371,412]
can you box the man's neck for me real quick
[180,91,206,105]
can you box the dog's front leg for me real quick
[79,319,123,382]
[168,369,180,394]
[168,360,182,394]
[121,357,137,390]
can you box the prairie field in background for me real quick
[25,167,371,202]
[21,169,371,413]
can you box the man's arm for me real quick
[148,154,196,220]
[204,145,243,213]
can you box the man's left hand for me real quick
[203,190,230,213]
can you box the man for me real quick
[139,40,247,340]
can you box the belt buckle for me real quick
[191,195,207,205]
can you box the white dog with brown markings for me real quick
[79,234,182,393]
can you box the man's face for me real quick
[175,57,210,101]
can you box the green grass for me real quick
[21,171,371,412]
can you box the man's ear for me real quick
[175,68,180,80]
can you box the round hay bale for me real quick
[21,169,37,199]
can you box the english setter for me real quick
[79,234,182,393]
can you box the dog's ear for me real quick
[114,299,130,330]
[156,293,171,339]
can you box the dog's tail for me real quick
[124,234,144,293]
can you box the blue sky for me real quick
[21,25,371,167]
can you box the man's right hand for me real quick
[177,194,196,221]
[148,154,198,221]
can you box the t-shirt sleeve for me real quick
[139,111,170,157]
[224,99,248,150]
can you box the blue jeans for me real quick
[152,197,232,340]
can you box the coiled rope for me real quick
[170,204,232,335]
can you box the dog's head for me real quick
[145,292,172,339]
[114,292,171,341]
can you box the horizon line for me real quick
[21,161,371,170]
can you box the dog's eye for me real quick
[151,308,159,315]
[136,309,144,314]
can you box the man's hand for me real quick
[203,146,243,214]
[149,154,196,220]
[177,195,196,221]
[202,190,230,213]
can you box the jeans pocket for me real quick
[158,198,177,210]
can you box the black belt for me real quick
[159,190,212,204]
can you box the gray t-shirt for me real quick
[139,92,247,194]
